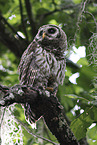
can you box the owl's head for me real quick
[35,24,67,58]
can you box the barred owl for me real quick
[18,24,67,124]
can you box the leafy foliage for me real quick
[0,0,97,144]
[71,106,97,140]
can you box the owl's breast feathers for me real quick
[18,40,66,87]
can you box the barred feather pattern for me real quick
[18,41,66,123]
[18,24,67,123]
[19,41,66,88]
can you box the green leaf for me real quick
[70,106,97,140]
[77,66,95,91]
[87,125,97,145]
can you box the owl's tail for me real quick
[24,103,42,124]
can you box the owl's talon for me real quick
[45,87,54,92]
[32,86,54,96]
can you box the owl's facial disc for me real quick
[34,24,67,56]
[43,27,60,40]
[35,26,60,44]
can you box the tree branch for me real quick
[66,58,80,71]
[0,13,21,39]
[0,84,79,145]
[16,118,58,145]
[0,14,28,57]
[24,0,37,36]
[38,4,79,24]
[19,0,29,43]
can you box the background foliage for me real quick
[0,0,97,144]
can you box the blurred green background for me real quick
[0,0,97,144]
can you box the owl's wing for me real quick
[18,41,38,86]
[18,41,42,123]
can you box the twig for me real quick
[19,0,29,43]
[16,118,59,145]
[0,14,22,40]
[0,107,6,125]
[74,0,88,41]
[85,11,97,32]
[52,0,57,9]
[24,0,37,36]
[42,4,79,18]
[38,3,79,26]
[0,18,27,57]
[66,58,80,70]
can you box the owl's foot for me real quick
[37,86,56,97]
[31,86,51,97]
[45,87,58,98]
[32,86,56,97]
[45,87,54,92]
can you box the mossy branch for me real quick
[0,84,79,145]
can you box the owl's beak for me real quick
[42,32,46,39]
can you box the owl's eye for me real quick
[48,28,56,34]
[39,30,43,36]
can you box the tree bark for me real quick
[0,84,79,145]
